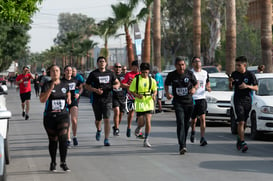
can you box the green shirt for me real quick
[129,75,157,112]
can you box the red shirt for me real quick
[121,71,139,100]
[16,73,32,93]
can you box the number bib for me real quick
[176,87,188,96]
[52,99,65,111]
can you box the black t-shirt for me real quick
[86,69,117,103]
[41,80,70,114]
[61,77,78,101]
[165,69,198,106]
[231,70,258,100]
[113,73,126,101]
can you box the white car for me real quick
[230,73,273,139]
[206,73,233,121]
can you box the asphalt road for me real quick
[5,86,273,181]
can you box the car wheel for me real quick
[230,108,237,134]
[250,112,262,140]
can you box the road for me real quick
[5,86,273,181]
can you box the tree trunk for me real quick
[153,0,161,71]
[193,0,201,58]
[143,12,151,63]
[225,0,236,75]
[125,26,135,69]
[261,0,272,73]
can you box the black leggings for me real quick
[43,113,70,163]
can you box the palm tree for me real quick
[91,17,118,59]
[261,0,272,73]
[138,0,154,63]
[111,0,139,69]
[225,0,236,75]
[153,0,161,71]
[79,39,98,71]
[193,0,201,58]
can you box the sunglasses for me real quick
[115,66,122,68]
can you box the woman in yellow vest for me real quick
[129,63,157,147]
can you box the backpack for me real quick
[135,74,153,95]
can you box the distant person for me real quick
[228,56,258,153]
[122,66,127,74]
[129,63,157,147]
[39,68,51,87]
[121,60,140,137]
[40,65,71,172]
[16,66,34,120]
[33,73,40,97]
[152,66,164,113]
[164,56,198,155]
[190,57,211,146]
[257,65,265,73]
[85,56,120,146]
[215,63,222,72]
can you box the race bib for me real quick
[199,80,204,88]
[69,82,76,90]
[52,100,65,110]
[176,87,188,96]
[24,81,28,87]
[99,76,110,84]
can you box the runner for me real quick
[33,73,40,97]
[16,66,34,120]
[152,66,164,113]
[228,56,258,152]
[121,60,140,137]
[85,56,120,146]
[112,63,126,136]
[40,65,71,172]
[129,63,157,147]
[190,56,211,146]
[164,56,198,154]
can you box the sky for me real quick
[28,0,145,53]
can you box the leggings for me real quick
[43,113,70,163]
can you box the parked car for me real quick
[202,66,219,73]
[230,73,273,139]
[0,135,6,181]
[205,73,233,121]
[247,66,258,74]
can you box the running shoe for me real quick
[25,114,29,120]
[200,137,208,146]
[96,130,101,141]
[73,137,78,146]
[50,162,57,172]
[104,139,111,146]
[126,128,131,137]
[240,141,248,153]
[135,127,140,136]
[67,140,71,148]
[143,139,151,148]
[112,126,120,136]
[180,147,187,155]
[136,132,144,139]
[22,111,25,117]
[190,131,195,143]
[236,137,241,150]
[60,162,71,172]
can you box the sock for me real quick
[145,133,149,140]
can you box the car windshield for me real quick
[257,78,273,96]
[209,77,230,91]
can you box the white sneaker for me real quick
[144,139,151,148]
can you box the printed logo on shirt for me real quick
[184,78,189,83]
[244,78,248,83]
[61,88,67,93]
[99,76,110,84]
[69,82,76,90]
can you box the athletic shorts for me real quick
[113,98,126,113]
[68,100,78,109]
[157,89,164,100]
[136,111,153,117]
[43,112,70,131]
[20,91,31,103]
[234,97,252,122]
[126,99,135,112]
[92,102,112,121]
[191,99,207,119]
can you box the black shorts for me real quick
[191,99,207,119]
[126,99,135,112]
[43,112,70,131]
[68,100,78,109]
[113,98,126,113]
[92,102,112,121]
[234,97,252,122]
[136,111,153,117]
[20,91,31,103]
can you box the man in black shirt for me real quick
[164,56,198,155]
[85,56,120,146]
[229,56,258,152]
[112,62,126,136]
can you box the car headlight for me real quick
[260,106,273,114]
[206,96,217,103]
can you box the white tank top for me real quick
[191,69,208,100]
